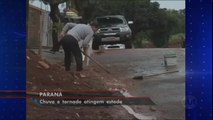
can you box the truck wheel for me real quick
[125,40,132,49]
[92,41,99,50]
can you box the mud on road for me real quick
[92,48,185,120]
[26,50,137,120]
[27,48,185,120]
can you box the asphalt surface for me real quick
[38,48,185,119]
[92,48,185,119]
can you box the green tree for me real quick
[30,0,68,51]
[149,8,170,47]
[75,0,185,48]
[41,0,68,52]
[133,2,185,47]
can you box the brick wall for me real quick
[27,6,41,48]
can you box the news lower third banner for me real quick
[0,90,155,106]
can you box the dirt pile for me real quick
[26,50,136,120]
[26,50,105,90]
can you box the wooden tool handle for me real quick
[145,70,179,78]
[81,51,110,74]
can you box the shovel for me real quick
[133,70,179,80]
[81,50,110,74]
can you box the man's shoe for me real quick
[69,72,80,79]
[75,72,86,78]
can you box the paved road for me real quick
[39,48,185,119]
[92,48,185,119]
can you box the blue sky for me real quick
[29,0,185,11]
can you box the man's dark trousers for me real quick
[61,35,83,71]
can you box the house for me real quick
[28,5,52,48]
